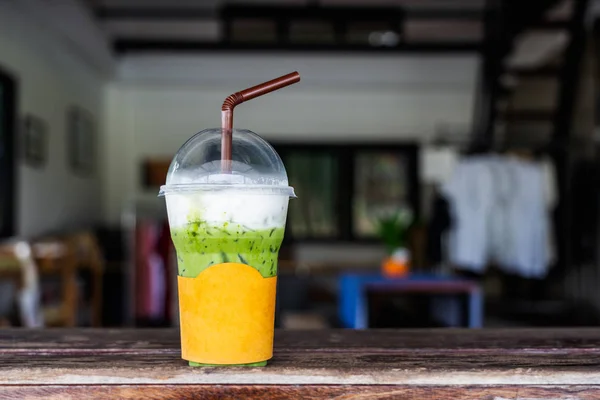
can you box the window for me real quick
[285,151,339,239]
[353,151,412,238]
[276,143,419,242]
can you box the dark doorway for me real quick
[0,67,16,238]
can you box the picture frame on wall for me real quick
[67,106,95,175]
[22,114,48,168]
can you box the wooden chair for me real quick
[0,244,24,327]
[0,245,23,289]
[0,241,44,327]
[32,239,77,327]
[0,234,105,328]
[33,232,105,327]
[67,232,105,327]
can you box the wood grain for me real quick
[5,328,600,351]
[2,385,600,400]
[2,329,600,397]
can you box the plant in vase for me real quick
[374,208,413,278]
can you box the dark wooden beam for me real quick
[552,0,589,275]
[94,5,482,21]
[470,0,562,151]
[500,110,555,122]
[405,9,483,19]
[113,40,482,54]
[531,20,571,31]
[220,5,404,22]
[502,0,563,37]
[471,0,507,150]
[94,7,216,20]
[553,1,589,138]
[97,3,489,54]
[596,19,600,128]
[507,65,562,78]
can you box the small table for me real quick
[339,273,483,329]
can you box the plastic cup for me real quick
[159,128,295,367]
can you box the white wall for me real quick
[0,1,111,237]
[105,53,478,223]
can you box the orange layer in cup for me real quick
[178,262,277,365]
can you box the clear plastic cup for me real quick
[159,128,295,367]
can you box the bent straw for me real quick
[221,72,301,172]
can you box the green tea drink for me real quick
[165,188,290,367]
[162,130,294,366]
[166,187,289,277]
[171,221,285,278]
[160,73,299,368]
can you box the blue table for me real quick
[339,273,483,329]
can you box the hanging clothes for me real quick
[440,155,556,279]
[486,155,513,268]
[441,156,495,273]
[501,157,549,278]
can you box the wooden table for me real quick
[339,273,483,329]
[1,329,600,398]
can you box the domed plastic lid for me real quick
[158,128,295,197]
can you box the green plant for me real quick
[373,209,413,255]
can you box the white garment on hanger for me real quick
[441,155,553,278]
[441,157,495,273]
[486,156,513,268]
[497,158,550,278]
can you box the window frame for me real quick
[274,142,420,243]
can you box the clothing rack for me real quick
[430,140,600,325]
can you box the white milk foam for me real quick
[164,165,291,230]
[165,191,289,230]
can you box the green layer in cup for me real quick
[171,220,285,278]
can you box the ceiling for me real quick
[85,0,574,66]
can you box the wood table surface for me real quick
[1,328,600,399]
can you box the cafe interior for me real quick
[1,0,599,332]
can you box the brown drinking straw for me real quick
[221,72,301,172]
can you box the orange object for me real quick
[382,257,409,278]
[177,263,277,365]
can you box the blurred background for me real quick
[0,0,599,330]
